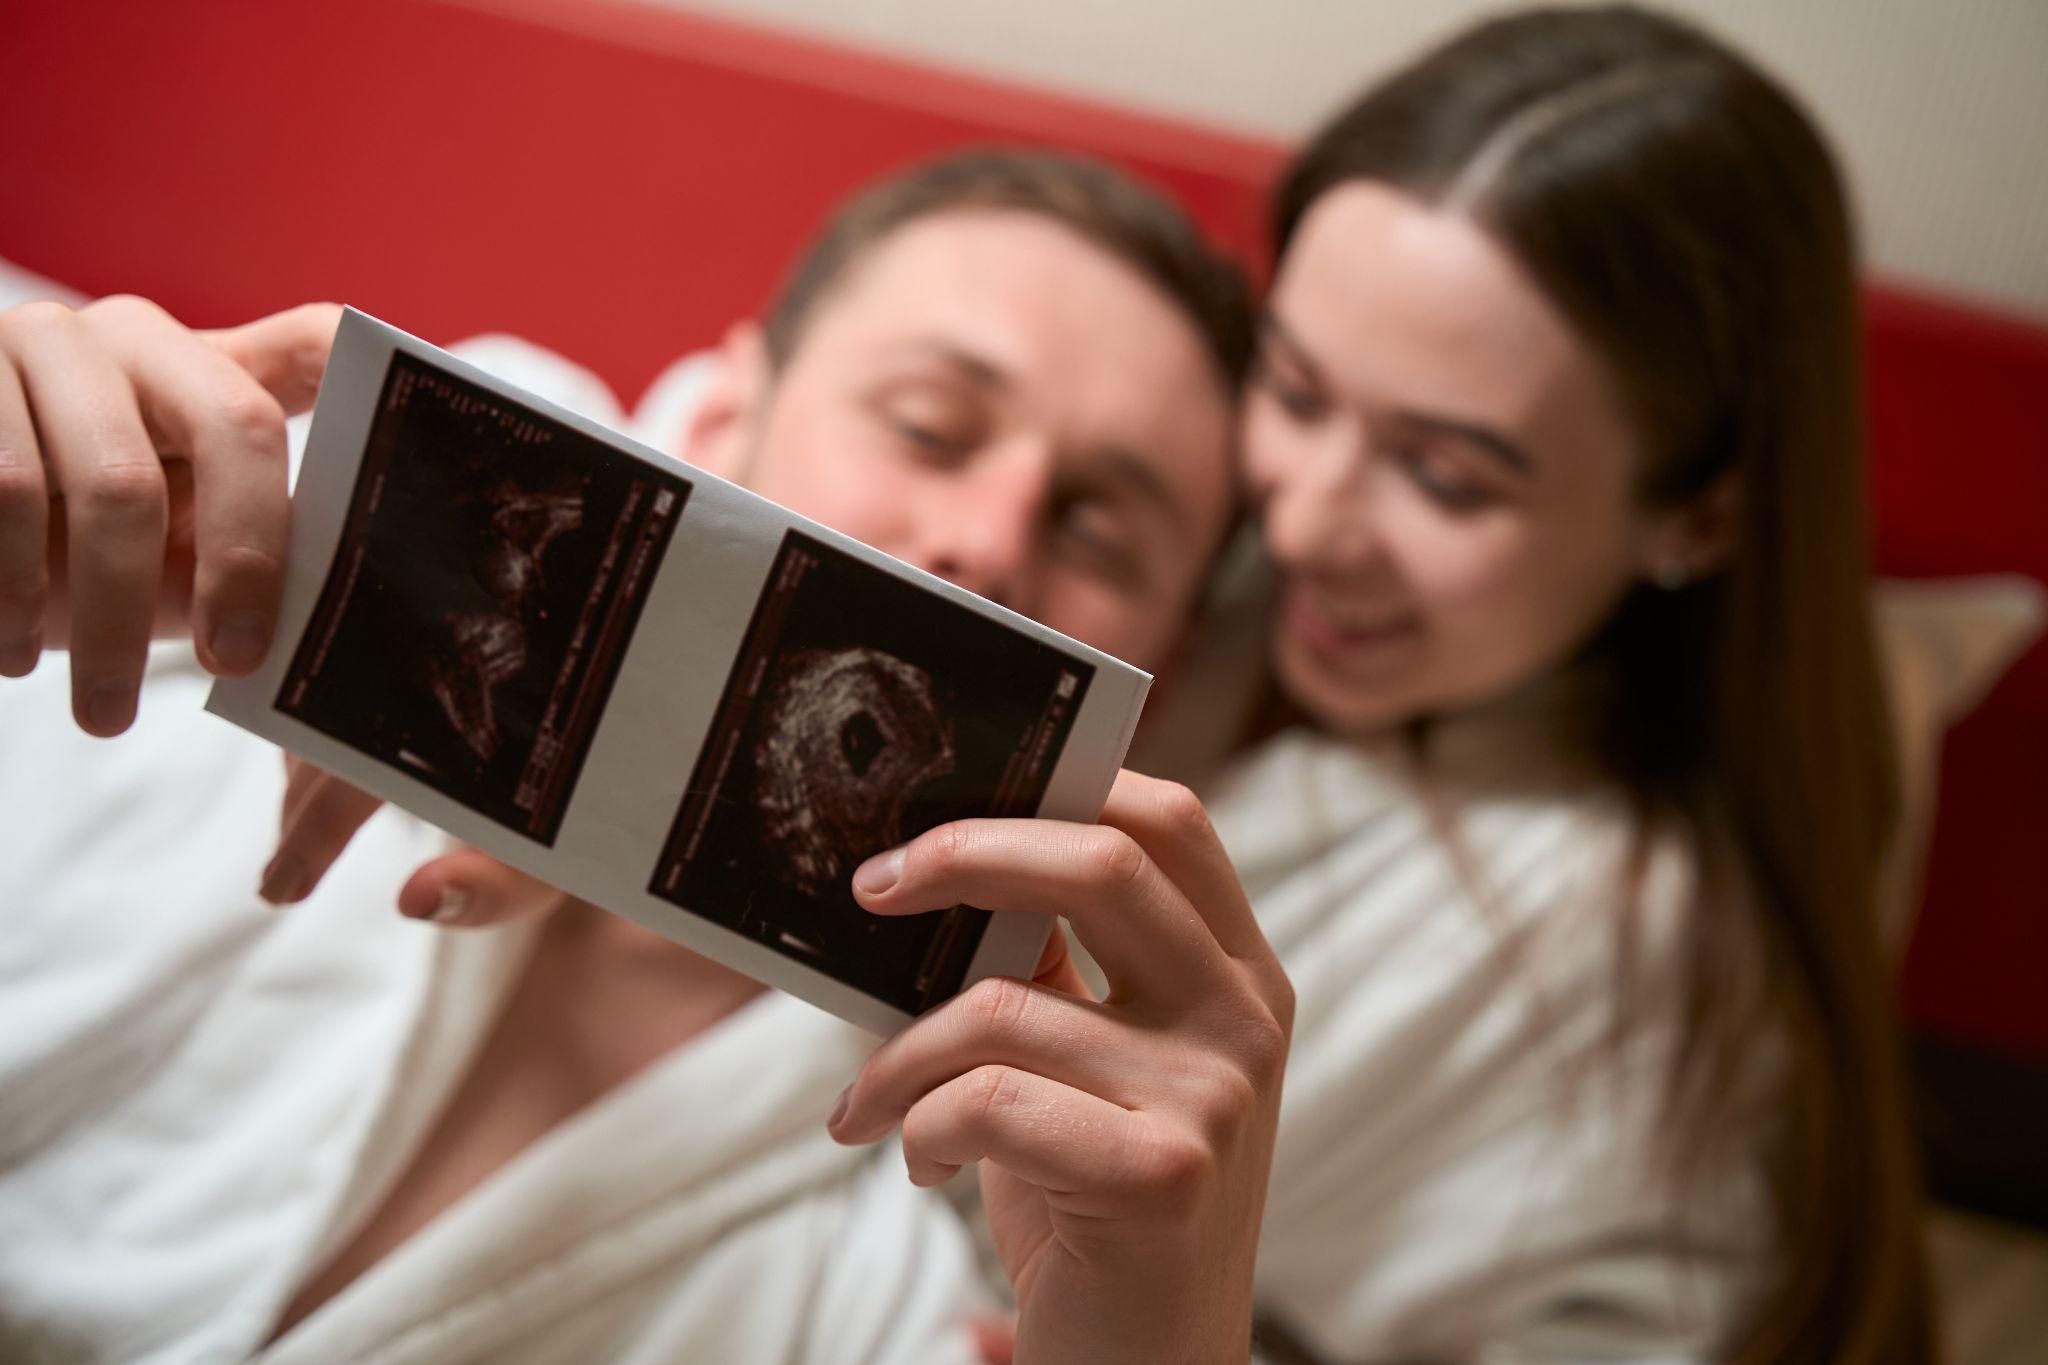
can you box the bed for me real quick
[5,0,2043,1214]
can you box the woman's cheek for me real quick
[1399,516,1561,683]
[1388,507,1523,622]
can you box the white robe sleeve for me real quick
[1212,731,1771,1364]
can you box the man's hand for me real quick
[267,754,566,923]
[0,296,339,734]
[830,770,1295,1365]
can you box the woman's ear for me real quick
[1636,471,1743,589]
[677,321,772,483]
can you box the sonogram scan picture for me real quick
[651,530,1097,1016]
[277,352,689,844]
[430,476,587,762]
[754,645,957,899]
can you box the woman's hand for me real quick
[830,770,1294,1365]
[0,296,338,734]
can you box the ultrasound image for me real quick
[754,646,958,897]
[651,532,1094,1015]
[278,350,691,843]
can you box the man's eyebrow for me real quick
[1079,444,1184,521]
[1261,312,1533,477]
[879,337,1010,389]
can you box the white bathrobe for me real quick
[0,341,985,1364]
[1210,690,1775,1364]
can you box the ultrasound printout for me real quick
[651,531,1093,1015]
[210,309,1148,1034]
[276,351,689,843]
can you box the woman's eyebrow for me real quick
[1394,411,1534,475]
[1256,313,1327,387]
[1263,313,1534,477]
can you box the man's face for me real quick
[686,210,1237,672]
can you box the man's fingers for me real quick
[265,771,383,903]
[199,302,341,415]
[0,359,47,676]
[395,849,565,929]
[853,816,1225,1005]
[92,296,289,677]
[4,303,166,736]
[831,975,1128,1145]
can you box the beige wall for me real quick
[650,0,2048,322]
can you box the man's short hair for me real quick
[762,149,1255,389]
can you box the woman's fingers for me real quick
[264,767,383,903]
[0,358,46,677]
[830,975,1128,1145]
[92,296,290,677]
[1,302,167,735]
[1028,921,1093,1000]
[395,847,565,928]
[968,1316,1017,1365]
[893,1064,1179,1207]
[854,816,1226,1005]
[1097,771,1272,970]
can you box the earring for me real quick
[1653,561,1691,591]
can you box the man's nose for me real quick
[911,455,1049,613]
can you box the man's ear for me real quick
[1635,471,1742,589]
[677,321,772,483]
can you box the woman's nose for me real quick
[1263,432,1385,574]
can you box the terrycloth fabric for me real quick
[0,339,983,1364]
[1210,686,1775,1364]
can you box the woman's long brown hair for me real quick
[1273,7,1934,1360]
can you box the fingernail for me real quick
[259,851,306,905]
[85,681,136,735]
[827,1085,851,1133]
[210,611,271,674]
[425,888,469,924]
[852,847,905,897]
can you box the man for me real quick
[0,152,1292,1362]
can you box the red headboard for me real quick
[4,0,2043,1056]
[0,0,1278,403]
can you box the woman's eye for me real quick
[1253,362,1331,424]
[1396,444,1496,511]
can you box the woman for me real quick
[1219,6,1934,1362]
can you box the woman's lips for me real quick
[1283,587,1422,666]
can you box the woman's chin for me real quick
[1273,641,1425,739]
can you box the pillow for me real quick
[1873,575,2048,950]
[0,257,84,310]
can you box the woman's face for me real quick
[1245,180,1674,736]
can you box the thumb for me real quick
[1029,922,1094,1001]
[397,847,567,929]
[200,302,343,416]
[968,1314,1017,1365]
